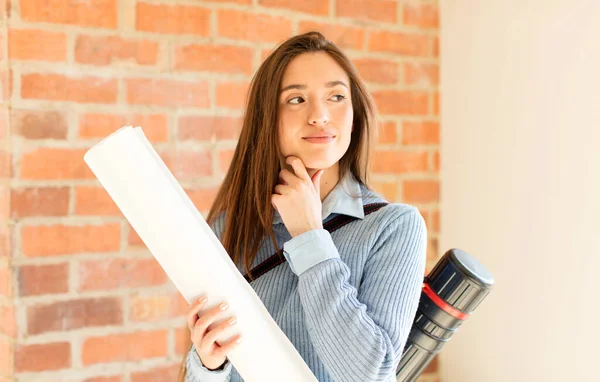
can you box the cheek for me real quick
[277,113,296,154]
[333,104,354,134]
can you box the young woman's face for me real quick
[277,52,353,170]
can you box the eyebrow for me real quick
[279,80,349,93]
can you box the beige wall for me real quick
[440,0,600,381]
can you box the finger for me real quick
[193,302,229,337]
[311,169,325,192]
[202,316,238,347]
[271,194,280,211]
[213,335,244,358]
[279,169,300,186]
[285,157,311,182]
[273,184,291,195]
[186,296,208,329]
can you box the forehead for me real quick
[281,52,349,87]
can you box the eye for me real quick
[288,96,305,105]
[331,94,346,102]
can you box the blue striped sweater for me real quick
[186,173,427,381]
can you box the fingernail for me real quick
[198,296,207,304]
[236,336,244,344]
[228,317,237,325]
[219,302,229,310]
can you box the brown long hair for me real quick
[177,31,379,380]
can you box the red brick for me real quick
[0,225,10,259]
[131,364,180,382]
[14,342,71,372]
[175,326,190,355]
[11,109,68,139]
[27,297,123,335]
[22,223,121,257]
[78,257,167,292]
[1,70,12,103]
[403,180,439,203]
[353,58,398,84]
[126,78,209,108]
[378,121,397,144]
[219,150,235,174]
[18,263,69,297]
[136,3,210,36]
[432,150,439,172]
[216,81,250,109]
[0,150,10,179]
[427,237,438,261]
[161,150,213,179]
[0,109,7,140]
[20,0,117,28]
[298,21,364,50]
[8,29,67,61]
[371,181,398,202]
[79,113,168,143]
[433,91,439,115]
[74,186,120,216]
[373,150,428,173]
[21,148,94,180]
[430,209,439,234]
[0,187,7,219]
[185,188,220,213]
[129,292,187,322]
[337,0,396,23]
[84,377,122,382]
[128,223,145,248]
[21,73,118,103]
[76,35,159,66]
[217,10,292,43]
[372,90,429,115]
[402,121,440,145]
[11,187,69,218]
[404,3,439,29]
[82,330,168,365]
[0,261,10,297]
[178,115,242,141]
[0,304,16,338]
[259,0,328,15]
[433,36,439,57]
[174,44,253,74]
[0,339,11,375]
[405,63,439,86]
[368,31,430,56]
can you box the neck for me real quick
[307,163,340,202]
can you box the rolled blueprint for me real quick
[83,126,317,382]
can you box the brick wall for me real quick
[0,0,439,381]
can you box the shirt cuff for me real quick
[283,229,340,276]
[186,344,232,381]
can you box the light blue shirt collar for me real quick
[273,172,364,225]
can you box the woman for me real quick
[178,31,427,382]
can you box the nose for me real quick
[308,101,329,126]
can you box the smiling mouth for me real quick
[302,136,336,143]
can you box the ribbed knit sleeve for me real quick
[290,207,427,382]
[185,345,232,382]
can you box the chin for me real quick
[299,155,340,170]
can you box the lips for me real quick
[302,133,336,139]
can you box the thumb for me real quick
[311,169,325,192]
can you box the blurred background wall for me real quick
[440,0,600,381]
[0,0,440,381]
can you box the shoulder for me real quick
[360,184,426,227]
[207,210,227,240]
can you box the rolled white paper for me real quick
[83,126,317,382]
